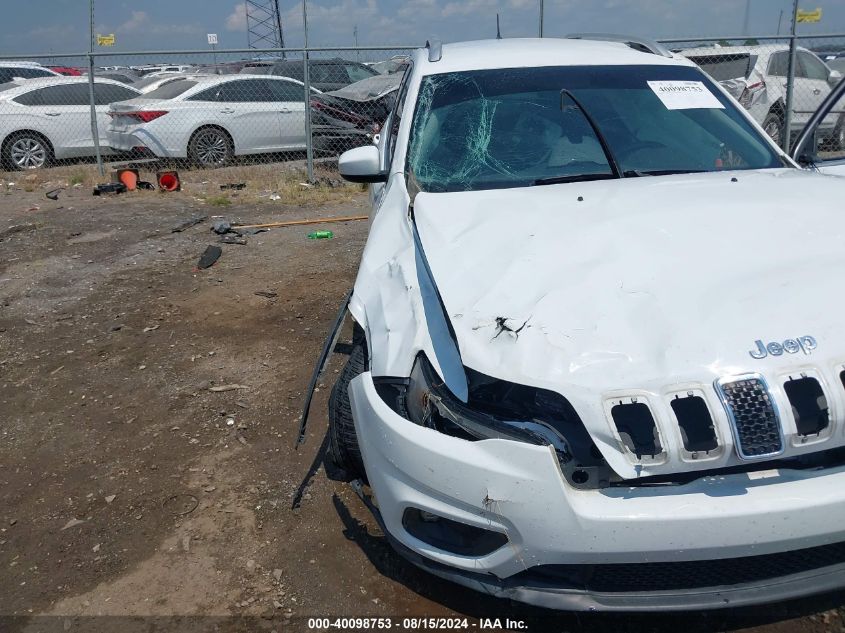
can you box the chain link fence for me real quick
[660,34,845,161]
[0,36,843,185]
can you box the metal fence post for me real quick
[88,0,104,176]
[302,0,315,183]
[783,0,799,152]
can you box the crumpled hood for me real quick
[414,169,845,396]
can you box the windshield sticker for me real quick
[647,80,724,110]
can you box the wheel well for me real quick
[188,125,235,153]
[768,101,785,120]
[2,129,54,155]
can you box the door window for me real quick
[94,83,139,105]
[269,80,305,102]
[216,79,275,102]
[799,51,830,81]
[768,51,789,77]
[345,64,376,83]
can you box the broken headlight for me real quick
[375,354,608,487]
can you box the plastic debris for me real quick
[196,245,222,269]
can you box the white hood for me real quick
[414,169,845,476]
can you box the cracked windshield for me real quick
[408,64,784,192]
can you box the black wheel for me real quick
[188,127,233,167]
[763,112,784,147]
[328,328,367,479]
[3,131,53,170]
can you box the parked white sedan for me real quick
[107,74,318,166]
[0,77,140,169]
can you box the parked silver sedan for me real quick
[0,77,140,169]
[107,74,319,166]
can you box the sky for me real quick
[3,0,845,59]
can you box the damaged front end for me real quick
[373,353,613,490]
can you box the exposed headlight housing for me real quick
[374,353,612,488]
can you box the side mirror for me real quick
[829,69,843,85]
[338,145,386,183]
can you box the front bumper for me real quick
[348,371,845,610]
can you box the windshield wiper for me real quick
[532,173,617,186]
[638,169,706,176]
[560,89,623,179]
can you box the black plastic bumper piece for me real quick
[385,534,845,611]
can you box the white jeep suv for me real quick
[315,36,845,610]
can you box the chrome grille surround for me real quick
[715,373,785,460]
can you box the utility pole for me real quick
[87,0,104,176]
[783,0,799,152]
[496,13,502,40]
[354,25,359,60]
[302,0,314,182]
[539,0,544,37]
[777,9,784,34]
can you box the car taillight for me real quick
[739,80,765,108]
[133,111,169,123]
[108,110,169,122]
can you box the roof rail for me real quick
[566,33,673,58]
[425,38,442,62]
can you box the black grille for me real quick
[719,377,783,458]
[513,540,845,592]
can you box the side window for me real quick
[309,64,331,83]
[94,84,139,105]
[768,52,788,77]
[799,51,830,81]
[13,88,46,106]
[188,87,220,102]
[388,68,412,166]
[269,80,305,103]
[11,68,53,79]
[217,79,275,102]
[275,64,303,81]
[38,84,90,106]
[345,64,374,83]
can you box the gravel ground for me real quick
[1,168,845,633]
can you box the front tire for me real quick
[328,333,367,479]
[763,112,784,148]
[3,132,52,170]
[188,127,233,167]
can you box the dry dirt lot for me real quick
[2,164,845,633]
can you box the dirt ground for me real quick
[2,164,845,633]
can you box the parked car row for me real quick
[679,44,845,147]
[0,56,406,170]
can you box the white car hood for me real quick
[414,169,845,476]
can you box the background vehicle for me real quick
[244,58,379,91]
[0,62,60,83]
[311,73,402,151]
[0,77,140,169]
[107,74,318,166]
[48,66,83,77]
[680,44,844,147]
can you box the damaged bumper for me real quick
[348,371,845,610]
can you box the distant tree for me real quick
[744,38,760,45]
[718,39,732,47]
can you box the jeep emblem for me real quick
[749,336,817,359]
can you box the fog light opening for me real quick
[402,508,508,556]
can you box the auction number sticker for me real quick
[647,80,724,110]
